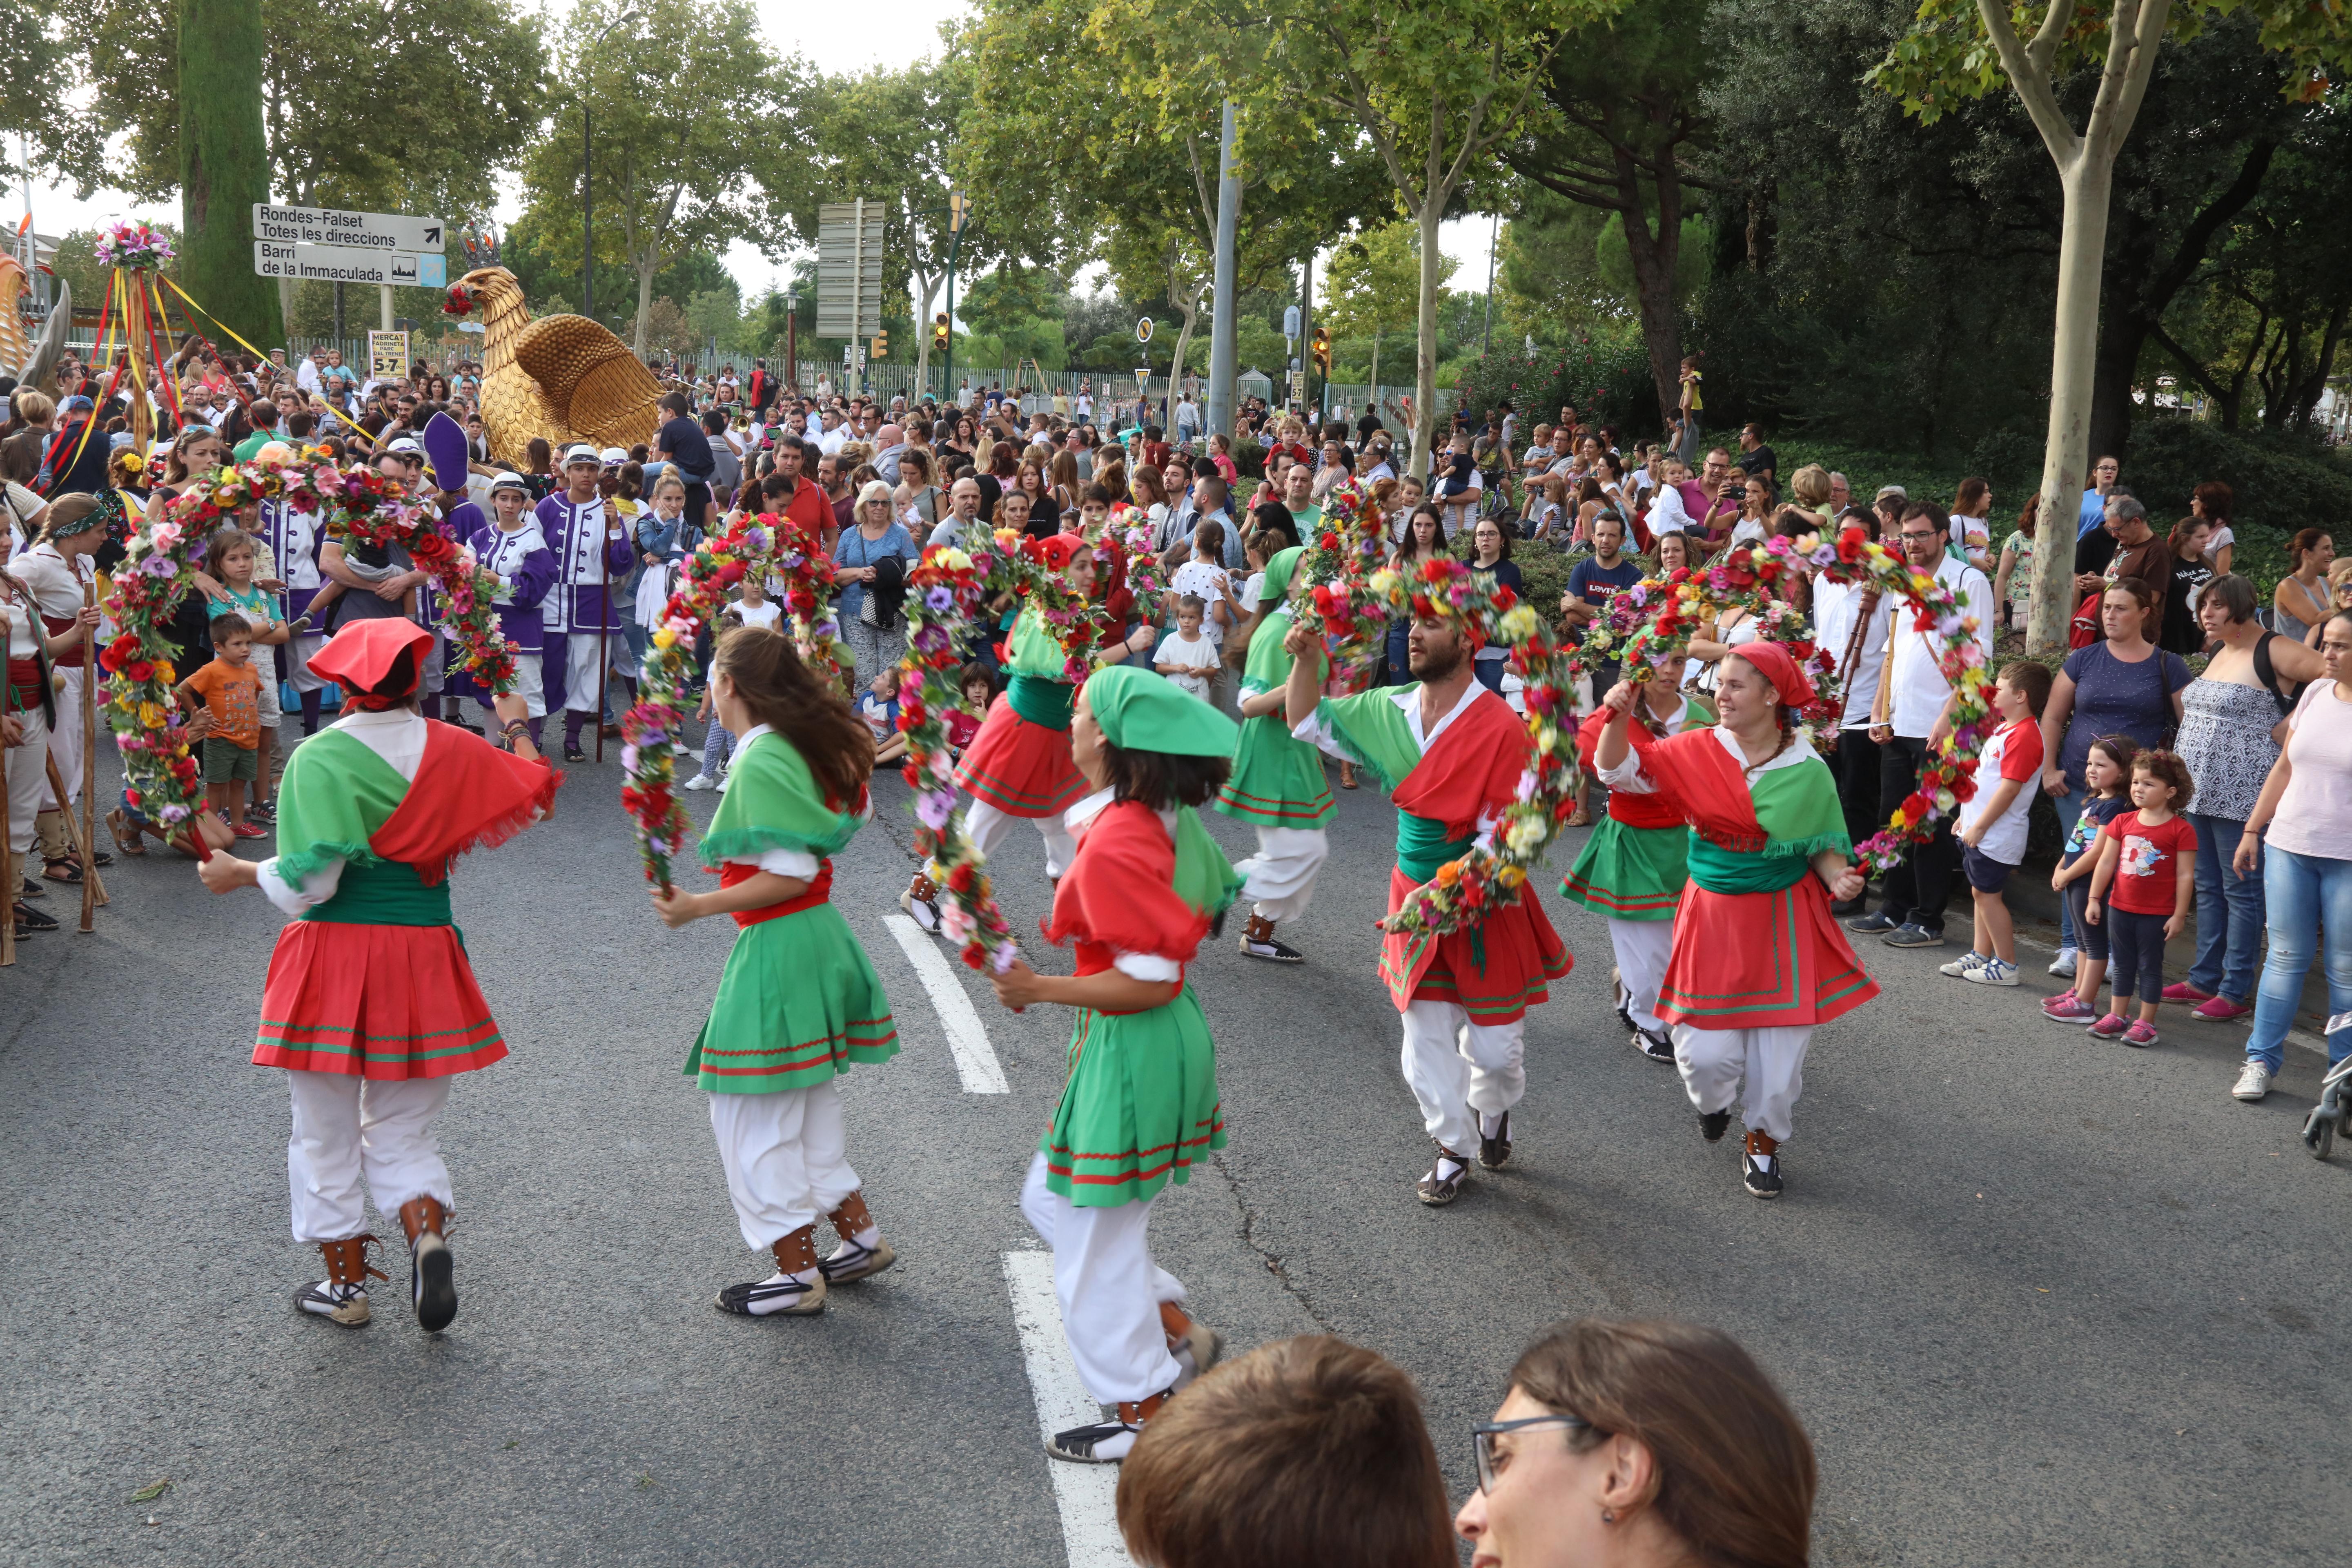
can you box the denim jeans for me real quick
[2186,812,2263,1002]
[2048,787,2087,949]
[2245,845,2352,1073]
[702,721,737,779]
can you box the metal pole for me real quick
[1298,252,1314,421]
[1481,211,1498,359]
[582,102,594,323]
[944,224,958,408]
[1205,99,1239,441]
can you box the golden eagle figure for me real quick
[0,253,71,394]
[444,266,662,466]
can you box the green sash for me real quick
[1006,673,1075,730]
[1396,811,1475,883]
[1686,835,1811,895]
[300,859,456,928]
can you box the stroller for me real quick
[2302,1048,2352,1161]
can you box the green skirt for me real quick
[1040,987,1225,1208]
[1558,819,1689,921]
[1214,717,1335,827]
[685,904,900,1093]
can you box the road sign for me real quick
[252,203,444,254]
[815,199,887,338]
[1136,318,1153,343]
[369,330,410,383]
[254,241,439,287]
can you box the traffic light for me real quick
[871,329,889,360]
[933,312,951,352]
[1310,325,1332,376]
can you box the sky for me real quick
[17,0,1497,315]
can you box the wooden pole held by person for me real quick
[45,751,103,913]
[596,521,610,764]
[80,577,100,929]
[2,646,16,969]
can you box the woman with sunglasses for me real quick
[1456,1318,1816,1568]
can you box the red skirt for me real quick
[1656,881,1879,1031]
[253,922,509,1079]
[954,695,1085,819]
[1379,869,1572,1025]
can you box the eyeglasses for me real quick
[1473,1414,1591,1492]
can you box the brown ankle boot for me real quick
[720,1224,828,1316]
[1742,1130,1784,1199]
[900,871,944,933]
[297,1236,386,1327]
[821,1191,897,1282]
[1159,1300,1220,1377]
[397,1197,458,1331]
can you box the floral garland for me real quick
[890,521,1118,973]
[1571,528,1993,873]
[1108,503,1166,610]
[100,455,523,841]
[1293,481,1388,694]
[619,509,775,891]
[1362,555,1578,941]
[99,461,317,840]
[772,512,849,688]
[94,221,174,270]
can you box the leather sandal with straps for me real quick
[819,1194,897,1283]
[296,1235,388,1328]
[1048,1388,1171,1464]
[399,1197,458,1332]
[1416,1143,1472,1207]
[717,1225,828,1316]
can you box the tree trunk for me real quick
[2027,154,2116,657]
[1412,198,1442,481]
[1617,158,1684,425]
[632,259,657,359]
[179,0,282,347]
[911,267,940,396]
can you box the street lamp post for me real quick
[785,288,798,390]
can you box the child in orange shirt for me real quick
[174,612,266,837]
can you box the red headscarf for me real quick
[1725,641,1816,708]
[309,619,434,711]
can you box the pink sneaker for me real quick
[2043,993,2100,1024]
[2160,981,2214,1004]
[2191,996,2252,1022]
[2088,1013,2131,1039]
[2123,1020,2160,1047]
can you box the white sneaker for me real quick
[683,772,717,791]
[717,773,731,794]
[1965,958,2020,987]
[1939,951,1990,978]
[2231,1060,2272,1102]
[2048,948,2078,979]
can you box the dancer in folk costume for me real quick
[196,619,561,1328]
[1558,661,1697,1063]
[903,533,1097,932]
[651,625,902,1318]
[1592,642,1878,1198]
[989,665,1242,1464]
[449,473,555,745]
[1281,592,1573,1207]
[1214,545,1333,962]
[254,479,333,737]
[5,495,107,883]
[534,444,636,762]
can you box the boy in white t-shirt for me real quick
[1942,660,2051,987]
[1154,596,1222,701]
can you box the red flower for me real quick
[126,660,154,683]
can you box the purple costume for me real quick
[447,516,556,702]
[532,492,636,715]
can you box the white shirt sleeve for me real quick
[257,854,346,915]
[1594,742,1658,793]
[724,846,822,880]
[1649,486,1690,533]
[1111,949,1182,982]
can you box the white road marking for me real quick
[1002,1249,1133,1568]
[884,913,1010,1094]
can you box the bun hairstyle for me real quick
[710,624,872,809]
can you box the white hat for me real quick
[599,447,628,467]
[384,436,422,454]
[489,470,530,494]
[561,443,601,466]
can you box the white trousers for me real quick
[1236,826,1329,922]
[966,797,1078,880]
[286,1071,453,1244]
[561,632,629,715]
[708,1082,860,1251]
[1668,1025,1812,1143]
[1400,999,1527,1156]
[470,652,547,720]
[1019,1152,1185,1405]
[6,702,49,855]
[286,631,330,694]
[40,667,82,810]
[1608,918,1675,1035]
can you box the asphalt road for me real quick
[4,728,2348,1567]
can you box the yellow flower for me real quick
[653,628,677,650]
[137,701,166,728]
[1369,568,1402,601]
[1497,863,1528,888]
[938,548,972,572]
[1505,816,1546,855]
[154,660,175,685]
[1500,604,1540,643]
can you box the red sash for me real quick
[1577,709,1683,829]
[719,858,835,927]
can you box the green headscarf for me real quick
[1260,545,1307,609]
[1086,663,1241,758]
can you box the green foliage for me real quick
[1452,329,1657,434]
[1323,221,1450,340]
[179,0,279,344]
